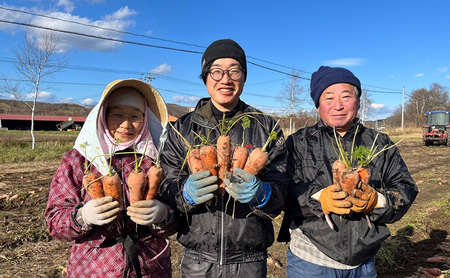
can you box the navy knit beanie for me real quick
[200,39,247,84]
[310,66,361,108]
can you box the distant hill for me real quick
[0,99,191,118]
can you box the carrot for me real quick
[103,172,122,207]
[243,148,269,176]
[332,160,346,185]
[217,135,232,195]
[187,148,204,174]
[145,164,164,200]
[231,145,249,170]
[128,170,148,205]
[83,172,105,199]
[200,145,218,177]
[426,256,450,264]
[356,165,371,185]
[339,169,360,195]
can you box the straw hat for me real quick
[101,79,168,126]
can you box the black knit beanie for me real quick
[310,66,362,108]
[200,39,247,84]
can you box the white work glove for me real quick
[81,196,120,226]
[127,199,168,226]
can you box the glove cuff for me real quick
[250,182,272,208]
[182,183,196,206]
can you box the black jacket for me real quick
[279,119,418,266]
[159,98,288,264]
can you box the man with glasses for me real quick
[159,39,288,277]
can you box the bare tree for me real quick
[406,84,449,126]
[277,68,306,135]
[1,29,68,149]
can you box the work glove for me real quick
[318,184,352,215]
[347,183,378,214]
[183,171,218,205]
[81,196,120,226]
[127,199,168,226]
[224,168,271,207]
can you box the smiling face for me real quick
[205,58,245,112]
[106,105,144,143]
[317,83,360,136]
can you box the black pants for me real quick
[180,255,267,278]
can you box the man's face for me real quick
[205,58,244,112]
[317,83,360,135]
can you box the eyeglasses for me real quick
[109,113,144,123]
[209,68,243,81]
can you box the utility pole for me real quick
[141,73,155,84]
[289,77,296,134]
[401,86,405,129]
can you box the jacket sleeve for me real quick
[369,137,418,224]
[159,121,200,214]
[45,150,93,241]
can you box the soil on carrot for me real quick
[1,133,450,278]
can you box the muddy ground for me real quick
[0,133,449,277]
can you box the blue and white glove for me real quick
[224,168,272,207]
[183,171,218,205]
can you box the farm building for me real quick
[0,114,86,131]
[0,113,178,131]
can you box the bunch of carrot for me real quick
[81,142,164,208]
[326,128,403,230]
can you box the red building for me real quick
[0,114,86,131]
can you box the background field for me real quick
[0,129,449,277]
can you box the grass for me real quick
[0,131,76,163]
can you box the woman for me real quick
[45,79,175,278]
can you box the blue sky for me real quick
[0,1,449,120]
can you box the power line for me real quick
[0,19,204,54]
[0,5,207,50]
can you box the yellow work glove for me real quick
[318,184,352,215]
[347,183,378,214]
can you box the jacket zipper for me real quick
[220,196,225,265]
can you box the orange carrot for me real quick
[200,145,218,177]
[128,170,148,205]
[426,256,450,264]
[217,135,232,195]
[187,148,204,174]
[332,160,346,186]
[83,172,105,199]
[145,165,164,200]
[243,148,269,176]
[103,172,122,207]
[356,166,371,185]
[231,145,249,171]
[339,169,360,195]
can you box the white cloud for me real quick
[80,98,96,105]
[436,67,448,73]
[172,95,200,106]
[323,58,366,67]
[60,97,74,103]
[22,91,56,101]
[371,103,386,109]
[1,5,139,53]
[446,75,450,79]
[414,73,424,78]
[151,63,173,76]
[57,0,75,13]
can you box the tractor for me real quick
[422,110,450,146]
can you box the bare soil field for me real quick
[0,133,449,277]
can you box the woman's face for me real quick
[106,105,144,143]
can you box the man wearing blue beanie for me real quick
[279,66,418,277]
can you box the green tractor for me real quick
[422,111,450,147]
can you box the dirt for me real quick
[1,135,450,278]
